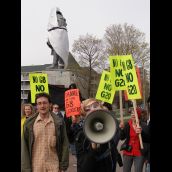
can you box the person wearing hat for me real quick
[119,107,150,172]
[71,98,120,172]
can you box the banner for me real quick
[29,73,49,103]
[121,55,142,99]
[136,66,142,98]
[109,56,127,91]
[124,66,142,100]
[96,70,115,104]
[65,89,81,117]
[124,90,128,101]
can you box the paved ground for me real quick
[66,153,77,172]
[66,140,146,172]
[66,152,128,172]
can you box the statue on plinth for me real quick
[46,7,69,69]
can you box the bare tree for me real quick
[72,34,106,96]
[134,42,150,108]
[104,23,147,57]
[104,23,150,107]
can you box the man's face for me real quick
[53,105,59,113]
[36,97,50,115]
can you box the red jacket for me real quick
[123,119,141,156]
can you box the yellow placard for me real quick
[109,56,127,91]
[96,70,115,104]
[29,73,49,103]
[121,55,142,99]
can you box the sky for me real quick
[21,0,150,66]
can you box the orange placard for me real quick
[124,90,128,101]
[65,89,81,117]
[136,66,142,98]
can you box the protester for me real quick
[103,102,113,111]
[119,107,150,172]
[52,103,63,118]
[68,83,84,101]
[70,98,120,172]
[21,92,69,172]
[139,109,150,172]
[145,96,150,172]
[140,109,148,123]
[63,115,78,156]
[21,103,34,137]
[103,102,123,171]
[145,120,150,172]
[64,83,84,156]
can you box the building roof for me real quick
[21,52,80,72]
[21,64,50,72]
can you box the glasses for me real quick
[37,101,48,106]
[84,102,101,112]
[53,107,59,109]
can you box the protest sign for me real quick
[109,56,127,90]
[121,55,142,99]
[65,89,81,117]
[96,70,115,104]
[29,73,49,103]
[136,66,142,98]
[124,66,142,100]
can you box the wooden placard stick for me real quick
[119,90,124,123]
[132,99,144,149]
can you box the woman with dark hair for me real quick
[69,83,77,89]
[64,83,83,157]
[119,108,150,172]
[103,102,113,111]
[68,83,84,101]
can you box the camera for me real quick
[117,152,123,167]
[120,143,132,152]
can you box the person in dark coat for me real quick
[64,83,84,156]
[71,98,120,172]
[103,102,123,171]
[52,104,63,118]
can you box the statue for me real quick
[46,7,69,69]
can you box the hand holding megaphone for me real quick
[91,143,99,149]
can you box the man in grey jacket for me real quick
[21,92,69,172]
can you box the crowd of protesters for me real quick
[21,83,150,172]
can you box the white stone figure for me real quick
[46,7,69,69]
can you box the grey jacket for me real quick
[21,112,69,172]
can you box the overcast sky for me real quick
[21,0,150,66]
